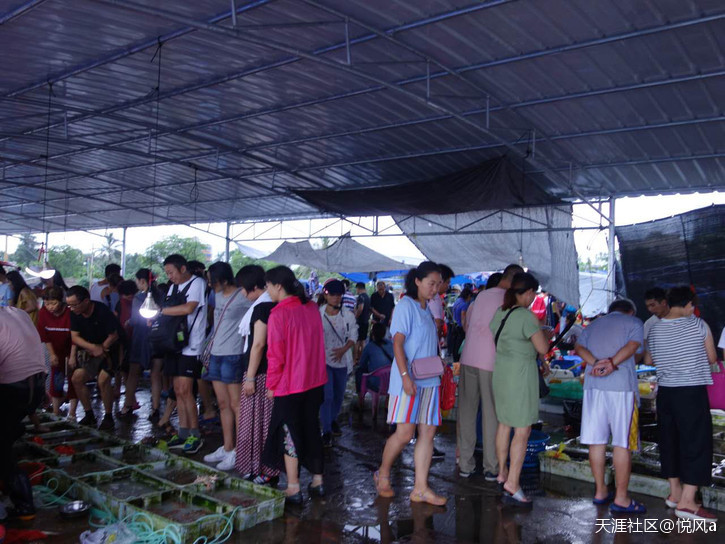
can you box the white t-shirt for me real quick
[89,281,106,303]
[643,315,660,343]
[320,305,358,372]
[718,329,725,351]
[167,276,207,357]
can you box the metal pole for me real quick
[121,227,127,276]
[225,222,231,262]
[607,197,616,305]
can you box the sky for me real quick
[3,191,724,268]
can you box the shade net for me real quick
[616,205,725,337]
[295,157,562,216]
[394,205,580,306]
[263,236,411,273]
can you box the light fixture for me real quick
[139,269,160,319]
[139,291,160,319]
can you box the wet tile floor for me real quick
[9,382,725,543]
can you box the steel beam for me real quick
[0,0,48,25]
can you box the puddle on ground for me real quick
[154,468,198,485]
[146,499,215,524]
[96,479,161,500]
[207,488,257,508]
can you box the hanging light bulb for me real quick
[139,291,160,319]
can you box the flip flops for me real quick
[593,491,615,505]
[610,499,647,514]
[502,488,533,507]
[675,506,717,521]
[664,496,678,508]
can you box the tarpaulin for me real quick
[394,205,580,306]
[616,205,725,337]
[295,157,562,216]
[263,235,411,273]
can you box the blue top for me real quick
[579,311,644,393]
[359,339,394,390]
[452,297,470,327]
[0,283,12,307]
[388,295,440,393]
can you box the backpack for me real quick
[149,278,202,355]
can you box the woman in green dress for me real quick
[489,272,549,506]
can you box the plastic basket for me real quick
[524,430,549,468]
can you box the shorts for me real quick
[164,353,202,379]
[387,386,441,426]
[580,389,639,451]
[204,354,244,384]
[357,322,369,341]
[77,352,114,380]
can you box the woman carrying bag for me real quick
[375,261,446,506]
[489,272,549,507]
[201,262,249,470]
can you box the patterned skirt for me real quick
[235,373,279,477]
[387,385,441,426]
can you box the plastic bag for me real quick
[80,523,137,544]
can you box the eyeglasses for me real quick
[67,299,87,308]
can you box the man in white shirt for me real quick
[161,254,207,455]
[638,287,669,362]
[89,263,121,303]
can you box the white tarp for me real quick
[262,236,411,273]
[394,206,580,306]
[579,271,610,317]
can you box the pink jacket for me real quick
[266,296,327,396]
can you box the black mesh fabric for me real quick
[616,205,725,338]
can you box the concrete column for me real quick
[121,227,127,276]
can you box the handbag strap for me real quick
[325,308,347,346]
[494,307,521,347]
[206,288,241,350]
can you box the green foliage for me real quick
[129,235,212,278]
[47,245,86,280]
[10,233,39,269]
[226,250,277,273]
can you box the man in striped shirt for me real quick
[575,299,645,515]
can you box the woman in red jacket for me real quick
[37,287,77,418]
[261,266,327,504]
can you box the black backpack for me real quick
[149,278,202,355]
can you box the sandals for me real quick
[501,487,532,507]
[410,489,447,506]
[675,506,717,521]
[593,491,615,505]
[374,471,395,498]
[665,496,678,509]
[610,499,647,514]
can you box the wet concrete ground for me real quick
[9,380,725,543]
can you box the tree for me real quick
[226,250,277,273]
[47,245,86,280]
[128,236,212,278]
[10,233,40,269]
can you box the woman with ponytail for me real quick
[375,261,447,506]
[261,266,327,504]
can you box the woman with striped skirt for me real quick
[235,265,280,485]
[375,262,447,506]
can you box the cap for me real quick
[323,278,345,295]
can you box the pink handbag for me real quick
[410,355,444,380]
[707,361,725,411]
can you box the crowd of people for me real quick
[1,256,723,523]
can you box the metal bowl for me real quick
[59,500,91,519]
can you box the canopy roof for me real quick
[2,0,724,235]
[263,235,411,273]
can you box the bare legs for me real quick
[173,376,198,432]
[589,445,632,506]
[198,379,217,420]
[72,368,113,418]
[212,381,241,451]
[495,423,531,500]
[377,422,445,504]
[123,363,141,411]
[150,359,163,412]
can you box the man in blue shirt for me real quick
[575,299,645,515]
[0,266,13,307]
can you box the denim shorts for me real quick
[205,354,244,384]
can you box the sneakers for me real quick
[98,414,115,431]
[331,421,342,437]
[183,436,204,455]
[216,449,236,471]
[203,446,228,464]
[484,471,499,482]
[432,447,445,459]
[459,468,475,478]
[79,412,96,427]
[167,435,185,449]
[321,433,333,448]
